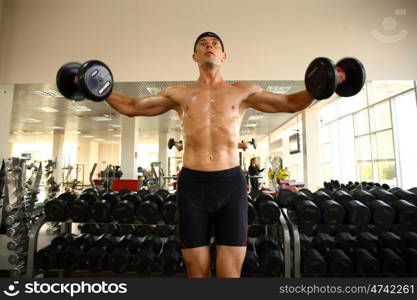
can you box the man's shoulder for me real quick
[161,84,189,97]
[165,83,189,91]
[233,81,263,93]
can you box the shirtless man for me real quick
[64,32,348,278]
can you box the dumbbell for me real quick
[7,239,28,252]
[333,224,352,235]
[10,264,26,277]
[5,202,31,214]
[137,189,168,224]
[390,187,417,206]
[88,191,118,223]
[335,232,360,254]
[378,248,407,277]
[298,224,315,237]
[247,195,257,225]
[357,232,382,256]
[289,190,310,210]
[313,233,353,276]
[111,191,142,223]
[5,213,29,226]
[99,223,120,236]
[252,191,280,224]
[332,188,354,206]
[311,189,332,206]
[368,186,398,205]
[391,200,417,225]
[343,200,371,225]
[298,188,314,201]
[132,234,162,274]
[351,188,375,206]
[319,199,345,224]
[353,224,374,236]
[369,200,396,226]
[154,225,175,238]
[56,60,113,101]
[299,233,313,251]
[248,224,266,238]
[83,234,117,272]
[160,193,177,225]
[159,235,182,275]
[44,192,77,221]
[255,235,284,277]
[68,189,100,222]
[347,181,361,191]
[351,248,381,277]
[167,138,183,151]
[324,180,340,191]
[401,231,417,249]
[134,224,154,237]
[7,223,29,240]
[118,224,137,236]
[389,224,409,236]
[295,199,321,225]
[402,248,417,276]
[409,187,417,195]
[239,138,257,151]
[107,234,140,273]
[35,233,74,270]
[301,248,327,277]
[241,241,258,277]
[8,250,27,266]
[79,223,102,236]
[59,233,95,271]
[274,189,296,208]
[378,231,406,254]
[381,183,391,190]
[312,233,336,253]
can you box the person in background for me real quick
[248,157,264,191]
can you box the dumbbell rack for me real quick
[1,158,42,276]
[283,209,417,278]
[25,212,293,278]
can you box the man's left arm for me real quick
[240,83,315,113]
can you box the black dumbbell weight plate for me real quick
[77,60,113,101]
[335,57,366,97]
[56,62,84,100]
[305,57,338,100]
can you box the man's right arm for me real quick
[105,88,180,117]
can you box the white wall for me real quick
[98,143,120,173]
[0,0,416,84]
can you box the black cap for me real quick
[194,32,224,52]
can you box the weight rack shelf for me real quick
[25,213,292,278]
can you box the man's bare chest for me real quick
[173,86,249,118]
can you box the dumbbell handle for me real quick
[335,67,346,84]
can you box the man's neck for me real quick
[196,63,225,87]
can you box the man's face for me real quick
[193,37,227,66]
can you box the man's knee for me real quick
[183,260,211,277]
[181,246,211,277]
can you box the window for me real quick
[367,81,415,105]
[318,80,415,186]
[391,89,417,189]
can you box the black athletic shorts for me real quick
[176,166,248,249]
